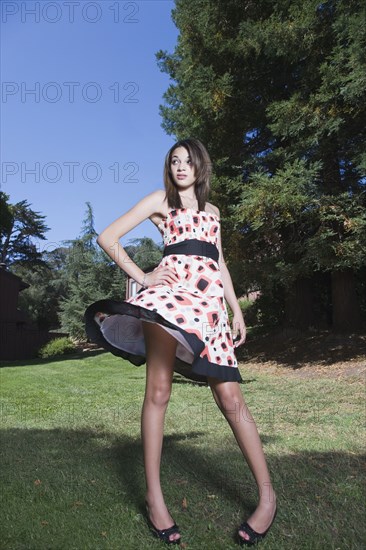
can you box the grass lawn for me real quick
[0,350,365,549]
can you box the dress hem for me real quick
[84,299,243,384]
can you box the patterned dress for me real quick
[84,207,242,384]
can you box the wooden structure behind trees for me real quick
[0,265,61,360]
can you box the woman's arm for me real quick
[96,189,164,286]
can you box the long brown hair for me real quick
[163,138,212,211]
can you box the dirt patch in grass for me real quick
[237,330,366,379]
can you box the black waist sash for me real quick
[163,239,219,263]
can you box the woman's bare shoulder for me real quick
[152,189,168,210]
[97,189,166,241]
[154,189,166,199]
[142,189,166,211]
[146,188,166,202]
[206,202,220,217]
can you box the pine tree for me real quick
[157,0,366,330]
[59,203,124,339]
[0,192,50,266]
[59,205,164,339]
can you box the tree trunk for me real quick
[331,269,361,332]
[284,278,315,330]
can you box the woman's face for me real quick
[170,146,196,188]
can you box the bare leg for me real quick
[208,377,277,543]
[141,321,180,543]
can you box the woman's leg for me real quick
[141,321,180,542]
[207,377,277,543]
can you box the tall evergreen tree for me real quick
[59,203,123,339]
[12,247,70,330]
[157,0,366,330]
[80,201,98,250]
[0,192,49,266]
[59,204,163,339]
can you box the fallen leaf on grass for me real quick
[100,532,107,537]
[72,501,83,507]
[40,520,48,526]
[34,479,42,486]
[182,497,188,509]
[174,478,188,485]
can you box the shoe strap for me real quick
[157,523,179,537]
[238,521,264,541]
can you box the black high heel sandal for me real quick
[145,501,181,545]
[238,506,277,546]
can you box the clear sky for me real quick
[1,0,179,253]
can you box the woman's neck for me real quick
[179,193,198,208]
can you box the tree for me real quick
[58,204,163,339]
[80,201,98,250]
[58,203,122,339]
[12,247,69,330]
[128,237,164,270]
[0,192,50,266]
[157,0,366,330]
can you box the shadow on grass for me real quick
[1,427,365,548]
[237,330,366,369]
[0,349,107,369]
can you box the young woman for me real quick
[84,138,277,545]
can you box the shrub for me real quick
[38,337,77,359]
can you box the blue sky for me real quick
[1,0,180,253]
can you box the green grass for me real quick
[0,352,365,549]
